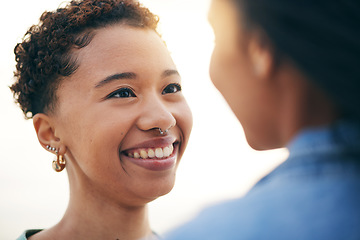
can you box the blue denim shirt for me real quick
[166,120,360,240]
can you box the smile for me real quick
[126,144,174,159]
[121,141,179,171]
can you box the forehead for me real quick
[78,25,166,61]
[72,24,175,77]
[208,0,241,27]
[208,0,245,42]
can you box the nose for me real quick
[136,97,176,133]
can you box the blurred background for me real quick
[0,0,287,239]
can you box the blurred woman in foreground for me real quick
[166,0,360,239]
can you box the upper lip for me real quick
[120,136,178,153]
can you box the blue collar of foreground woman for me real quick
[287,118,360,159]
[17,229,162,240]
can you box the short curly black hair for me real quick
[11,0,159,119]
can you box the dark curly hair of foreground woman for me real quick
[11,0,159,119]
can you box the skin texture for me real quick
[208,0,339,150]
[31,24,192,240]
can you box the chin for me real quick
[246,135,282,151]
[139,175,176,201]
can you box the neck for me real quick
[276,62,339,146]
[61,195,151,239]
[34,177,152,240]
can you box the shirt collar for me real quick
[287,119,360,159]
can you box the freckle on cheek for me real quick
[121,132,124,135]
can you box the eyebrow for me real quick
[95,72,137,88]
[162,69,180,78]
[95,69,180,88]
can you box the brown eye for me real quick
[107,88,136,98]
[162,83,182,95]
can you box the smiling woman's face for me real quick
[50,24,192,207]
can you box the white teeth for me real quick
[148,149,155,158]
[155,148,164,158]
[128,144,174,159]
[169,144,174,154]
[140,150,148,159]
[163,147,171,157]
[169,144,174,153]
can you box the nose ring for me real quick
[159,128,167,135]
[158,122,176,135]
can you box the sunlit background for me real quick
[0,0,288,239]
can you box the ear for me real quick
[247,32,275,79]
[33,113,61,152]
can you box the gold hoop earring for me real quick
[52,150,66,172]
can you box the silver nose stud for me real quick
[158,123,175,135]
[159,128,167,135]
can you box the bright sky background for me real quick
[0,0,288,239]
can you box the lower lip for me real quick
[121,148,178,171]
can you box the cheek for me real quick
[181,102,193,135]
[174,100,193,145]
[209,47,221,89]
[184,105,193,137]
[210,45,239,98]
[210,48,231,96]
[59,103,132,167]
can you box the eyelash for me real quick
[162,83,182,95]
[106,83,182,99]
[106,87,136,99]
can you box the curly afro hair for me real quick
[11,0,159,119]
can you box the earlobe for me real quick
[248,34,274,79]
[33,113,60,151]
